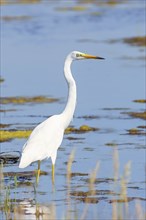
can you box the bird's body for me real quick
[19,115,64,168]
[19,51,104,183]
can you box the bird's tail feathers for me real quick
[19,153,32,168]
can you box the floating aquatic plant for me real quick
[1,15,32,21]
[77,115,99,120]
[105,142,117,147]
[65,125,99,134]
[0,124,11,129]
[127,111,146,120]
[133,99,146,103]
[55,6,87,12]
[123,36,146,47]
[0,109,16,113]
[0,77,4,83]
[108,36,146,47]
[0,130,32,142]
[0,124,98,142]
[0,96,59,105]
[0,0,42,5]
[126,128,146,136]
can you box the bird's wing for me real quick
[21,115,64,164]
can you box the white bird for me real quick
[19,51,104,183]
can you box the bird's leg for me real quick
[52,164,55,184]
[36,160,41,184]
[38,160,41,175]
[51,152,57,185]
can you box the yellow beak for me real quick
[82,53,104,60]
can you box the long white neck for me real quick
[61,55,77,129]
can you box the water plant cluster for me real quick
[0,148,145,220]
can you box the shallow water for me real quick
[0,0,145,219]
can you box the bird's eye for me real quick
[76,53,82,58]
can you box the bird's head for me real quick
[71,51,104,61]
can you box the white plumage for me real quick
[19,115,64,168]
[19,51,104,182]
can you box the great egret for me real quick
[19,51,104,183]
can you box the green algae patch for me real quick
[108,36,146,48]
[133,99,146,103]
[127,128,140,135]
[126,128,146,136]
[138,125,146,129]
[80,125,97,131]
[98,0,122,6]
[106,0,120,5]
[76,197,99,204]
[66,136,85,141]
[70,172,89,177]
[123,36,146,47]
[78,115,99,120]
[65,125,99,134]
[56,6,87,12]
[0,108,16,113]
[0,96,59,105]
[109,197,146,203]
[70,191,99,203]
[0,77,4,83]
[0,130,32,142]
[128,111,146,120]
[0,125,98,142]
[1,15,32,22]
[0,124,11,129]
[105,142,117,147]
[70,189,117,204]
[0,0,42,5]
